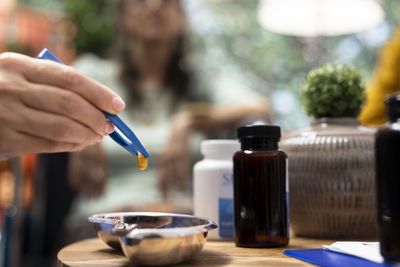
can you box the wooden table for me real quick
[57,236,336,266]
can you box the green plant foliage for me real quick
[301,63,365,118]
[64,0,117,57]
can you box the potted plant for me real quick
[281,63,376,238]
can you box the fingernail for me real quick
[105,121,114,134]
[112,97,125,112]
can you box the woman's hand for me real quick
[68,144,108,199]
[0,52,125,160]
[157,110,192,200]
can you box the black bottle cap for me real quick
[385,93,400,120]
[237,125,281,140]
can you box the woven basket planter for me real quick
[281,117,376,238]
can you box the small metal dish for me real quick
[88,212,217,266]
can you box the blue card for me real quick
[284,249,395,267]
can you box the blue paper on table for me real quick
[284,249,395,267]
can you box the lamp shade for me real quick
[258,0,384,37]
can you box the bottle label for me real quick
[219,198,234,237]
[219,172,234,238]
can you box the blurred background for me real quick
[1,0,398,129]
[0,0,398,266]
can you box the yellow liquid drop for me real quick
[137,153,148,170]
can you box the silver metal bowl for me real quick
[88,212,217,266]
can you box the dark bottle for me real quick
[233,125,289,248]
[376,93,400,262]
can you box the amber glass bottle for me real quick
[376,93,400,262]
[233,125,289,248]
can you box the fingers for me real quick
[19,83,114,136]
[67,145,108,199]
[0,97,90,159]
[9,105,103,145]
[158,150,178,200]
[0,52,117,158]
[176,150,189,189]
[157,149,190,200]
[157,118,192,199]
[0,129,85,158]
[157,155,170,200]
[0,52,125,114]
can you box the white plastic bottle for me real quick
[193,139,240,240]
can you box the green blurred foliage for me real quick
[186,0,398,129]
[17,0,117,57]
[63,0,117,57]
[18,0,63,12]
[301,64,365,118]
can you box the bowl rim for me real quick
[88,211,218,238]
